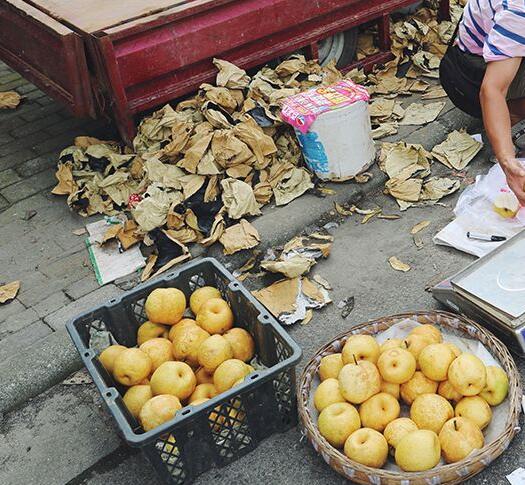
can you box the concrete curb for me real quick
[0,106,483,415]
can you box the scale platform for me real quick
[432,229,525,355]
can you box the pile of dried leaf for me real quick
[349,2,464,139]
[0,91,21,109]
[52,56,345,272]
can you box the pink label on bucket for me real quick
[280,79,369,133]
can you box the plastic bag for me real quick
[455,161,525,225]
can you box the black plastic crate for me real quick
[67,257,302,484]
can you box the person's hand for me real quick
[500,157,525,205]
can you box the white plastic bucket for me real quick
[293,100,376,181]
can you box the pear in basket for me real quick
[410,394,454,434]
[137,321,169,345]
[409,324,443,344]
[383,417,418,452]
[438,380,463,403]
[344,428,389,468]
[455,396,492,430]
[377,348,416,384]
[395,429,441,471]
[418,343,456,382]
[98,344,126,374]
[479,366,509,405]
[342,335,380,365]
[400,371,438,405]
[318,353,344,381]
[439,417,484,463]
[359,392,400,432]
[190,286,222,314]
[223,328,255,363]
[145,288,186,326]
[338,359,381,404]
[379,338,403,354]
[318,402,361,448]
[448,354,487,396]
[314,378,346,411]
[196,298,234,335]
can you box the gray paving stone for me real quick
[15,83,39,95]
[20,103,64,122]
[32,132,79,156]
[15,153,58,178]
[0,170,56,203]
[37,250,92,290]
[0,72,21,84]
[10,114,62,139]
[0,131,14,145]
[0,298,26,324]
[0,132,46,157]
[33,291,71,319]
[45,285,123,330]
[0,320,52,363]
[0,383,120,484]
[15,271,60,308]
[0,307,40,338]
[0,193,8,210]
[0,148,36,171]
[0,168,21,188]
[64,275,101,300]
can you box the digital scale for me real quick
[432,229,525,355]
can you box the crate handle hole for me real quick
[263,315,270,320]
[84,351,90,357]
[250,374,259,380]
[182,409,191,415]
[110,299,116,304]
[105,391,112,398]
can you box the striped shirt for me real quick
[457,0,525,61]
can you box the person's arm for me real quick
[480,58,525,205]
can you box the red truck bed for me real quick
[0,0,449,144]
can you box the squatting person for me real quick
[439,0,525,204]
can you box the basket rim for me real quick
[297,310,522,481]
[66,257,302,446]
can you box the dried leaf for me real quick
[0,91,21,109]
[72,228,87,236]
[354,172,373,184]
[362,207,382,223]
[0,281,20,303]
[377,214,401,220]
[221,178,261,219]
[338,296,355,319]
[411,220,430,234]
[388,256,411,272]
[52,164,78,195]
[413,233,424,249]
[313,274,332,290]
[431,130,483,170]
[399,102,446,125]
[300,309,314,325]
[422,86,447,100]
[334,202,354,216]
[261,255,315,278]
[219,219,260,255]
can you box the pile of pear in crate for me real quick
[98,286,255,432]
[313,325,510,471]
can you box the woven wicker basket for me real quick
[298,311,522,485]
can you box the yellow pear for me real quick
[113,348,153,386]
[379,338,404,354]
[455,396,492,430]
[168,318,197,342]
[171,323,210,367]
[223,327,255,362]
[494,192,519,218]
[318,402,361,448]
[338,361,381,404]
[197,335,233,373]
[195,367,214,385]
[400,371,438,405]
[213,359,251,393]
[188,383,218,403]
[139,394,182,431]
[403,333,433,367]
[418,343,456,382]
[384,417,418,450]
[395,430,441,471]
[445,342,462,358]
[448,354,486,396]
[196,298,234,334]
[439,417,484,463]
[139,338,174,371]
[410,393,454,434]
[122,384,153,419]
[480,366,509,406]
[314,378,346,412]
[150,361,196,400]
[377,348,416,384]
[137,321,169,346]
[98,344,127,374]
[438,380,463,403]
[409,324,442,343]
[190,286,222,314]
[380,380,400,400]
[342,335,380,364]
[318,353,344,381]
[359,392,400,432]
[344,428,388,468]
[145,287,186,326]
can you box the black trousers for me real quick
[439,45,486,119]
